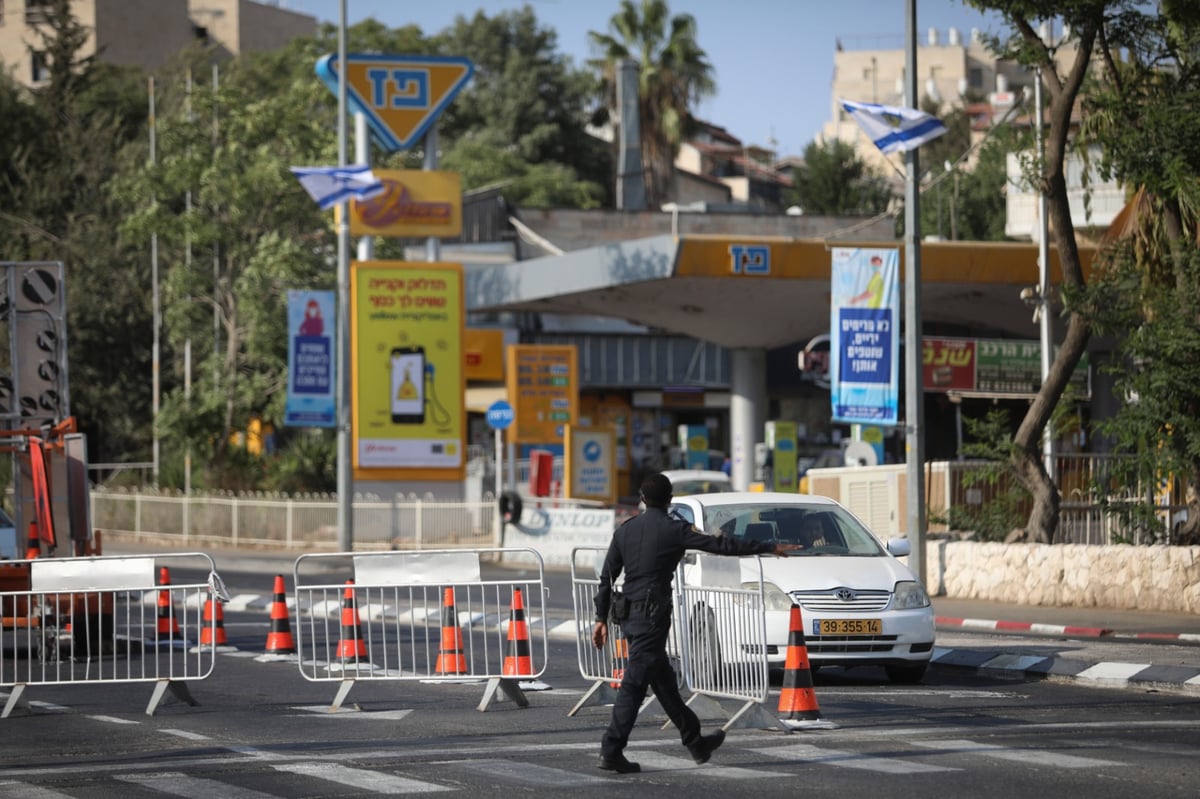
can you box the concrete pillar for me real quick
[730,348,767,491]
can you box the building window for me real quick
[31,50,49,83]
[969,67,984,89]
[26,0,51,24]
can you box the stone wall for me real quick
[924,540,1200,613]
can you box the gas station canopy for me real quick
[465,234,1096,349]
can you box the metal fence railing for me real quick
[90,490,499,550]
[292,548,547,712]
[0,552,220,716]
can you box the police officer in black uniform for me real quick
[592,472,799,773]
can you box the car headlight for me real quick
[893,580,931,609]
[742,581,795,612]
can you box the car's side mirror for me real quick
[886,537,911,556]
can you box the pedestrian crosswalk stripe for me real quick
[751,743,958,773]
[273,762,451,793]
[911,739,1126,768]
[631,750,779,778]
[116,771,278,798]
[449,758,609,786]
[0,779,76,799]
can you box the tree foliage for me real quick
[1079,1,1200,542]
[589,0,716,207]
[784,138,892,216]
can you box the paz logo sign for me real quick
[316,54,474,152]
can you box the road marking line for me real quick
[162,729,211,740]
[449,758,609,786]
[116,771,278,798]
[86,714,139,725]
[631,750,778,778]
[0,779,76,798]
[274,762,451,793]
[751,743,958,773]
[912,738,1126,768]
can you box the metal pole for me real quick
[424,126,440,261]
[356,114,373,263]
[1034,65,1055,478]
[903,0,927,584]
[494,427,503,541]
[150,75,160,489]
[336,0,353,551]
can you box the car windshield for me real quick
[671,479,731,496]
[700,502,885,556]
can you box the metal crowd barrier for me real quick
[567,546,689,718]
[568,546,776,730]
[292,547,547,712]
[0,552,220,716]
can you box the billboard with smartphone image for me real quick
[351,261,464,480]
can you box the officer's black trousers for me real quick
[601,612,700,758]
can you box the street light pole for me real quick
[1034,64,1055,478]
[335,0,353,551]
[903,0,927,584]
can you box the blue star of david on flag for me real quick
[840,99,948,155]
[289,165,386,210]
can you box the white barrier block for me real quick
[353,551,480,585]
[31,557,155,592]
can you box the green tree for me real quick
[117,38,335,489]
[1080,0,1200,542]
[967,0,1117,543]
[784,138,892,216]
[0,0,153,465]
[589,0,716,207]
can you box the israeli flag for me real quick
[289,165,386,210]
[840,99,948,155]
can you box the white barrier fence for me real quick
[568,547,777,730]
[0,552,220,716]
[292,548,548,712]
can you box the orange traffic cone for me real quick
[335,580,368,662]
[502,587,533,676]
[200,595,227,646]
[435,587,467,675]
[777,604,835,730]
[156,566,183,639]
[24,522,39,560]
[610,630,628,688]
[264,575,296,654]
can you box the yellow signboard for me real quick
[348,170,462,239]
[505,344,577,446]
[351,261,464,480]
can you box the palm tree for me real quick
[589,0,716,207]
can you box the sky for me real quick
[280,0,1005,159]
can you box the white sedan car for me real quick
[670,491,935,683]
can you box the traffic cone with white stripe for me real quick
[336,580,368,662]
[778,604,835,730]
[156,566,183,639]
[435,587,467,675]
[264,575,296,654]
[502,587,533,676]
[200,593,227,647]
[610,629,628,688]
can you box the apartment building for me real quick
[0,0,315,86]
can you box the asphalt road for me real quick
[2,542,1195,797]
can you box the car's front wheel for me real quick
[885,662,928,684]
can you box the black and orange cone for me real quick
[502,587,533,677]
[156,566,183,639]
[264,575,296,654]
[200,594,227,646]
[610,629,628,688]
[24,522,39,560]
[778,604,835,730]
[336,580,368,662]
[435,587,467,675]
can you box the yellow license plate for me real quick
[817,618,882,635]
